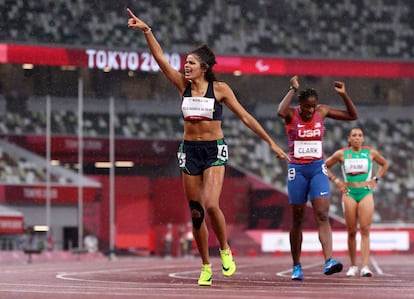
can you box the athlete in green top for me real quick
[325,127,388,278]
[341,145,374,202]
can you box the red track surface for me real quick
[0,254,413,299]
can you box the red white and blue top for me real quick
[285,107,326,164]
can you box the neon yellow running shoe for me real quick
[220,247,236,277]
[198,264,213,286]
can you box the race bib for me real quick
[177,151,186,168]
[344,158,368,174]
[217,144,228,162]
[182,96,215,120]
[293,140,322,159]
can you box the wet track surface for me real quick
[0,255,413,299]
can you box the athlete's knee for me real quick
[359,225,370,237]
[291,206,305,227]
[189,200,205,230]
[347,228,357,239]
[291,216,304,229]
[316,211,329,222]
[313,205,330,222]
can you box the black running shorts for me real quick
[177,139,228,175]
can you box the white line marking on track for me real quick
[276,261,321,277]
[371,256,384,275]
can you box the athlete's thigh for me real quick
[342,195,358,229]
[357,194,374,228]
[287,165,308,204]
[309,165,330,200]
[201,165,225,208]
[182,173,203,202]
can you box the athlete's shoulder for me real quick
[213,80,228,89]
[213,81,234,102]
[316,104,330,114]
[361,145,373,151]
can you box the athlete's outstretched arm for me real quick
[127,8,187,93]
[217,82,289,160]
[277,75,299,123]
[324,81,358,121]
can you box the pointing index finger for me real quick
[127,8,137,18]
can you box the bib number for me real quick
[217,144,228,161]
[177,152,186,168]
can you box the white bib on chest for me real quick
[293,140,322,159]
[344,158,368,174]
[182,96,215,120]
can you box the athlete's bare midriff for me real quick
[183,120,223,141]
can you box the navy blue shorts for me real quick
[287,160,330,204]
[177,139,228,175]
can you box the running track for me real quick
[0,254,413,299]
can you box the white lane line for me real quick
[276,261,321,277]
[169,260,295,284]
[370,256,384,275]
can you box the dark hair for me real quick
[190,44,217,82]
[348,127,364,136]
[298,88,319,102]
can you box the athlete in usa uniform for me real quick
[278,75,358,280]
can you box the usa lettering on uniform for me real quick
[298,129,321,138]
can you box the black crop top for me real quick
[181,81,223,121]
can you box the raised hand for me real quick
[127,8,150,32]
[334,81,346,94]
[290,75,299,90]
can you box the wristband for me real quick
[373,176,380,183]
[289,86,297,93]
[334,178,340,184]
